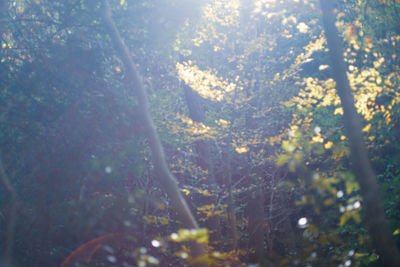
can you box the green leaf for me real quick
[170,228,209,244]
[323,198,334,206]
[277,154,291,166]
[346,180,359,194]
[352,212,361,223]
[339,213,351,226]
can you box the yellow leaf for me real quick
[120,0,125,5]
[181,189,190,195]
[319,65,329,70]
[334,107,344,115]
[197,204,214,211]
[324,141,333,149]
[297,22,310,33]
[393,229,400,235]
[216,119,229,127]
[312,135,324,143]
[159,217,170,225]
[197,189,212,196]
[143,215,158,224]
[362,124,371,132]
[235,147,249,154]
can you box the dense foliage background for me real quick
[1,0,400,266]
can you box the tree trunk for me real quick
[0,155,18,267]
[102,0,206,261]
[182,82,222,247]
[247,184,265,263]
[224,153,238,251]
[319,1,400,266]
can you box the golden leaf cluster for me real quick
[176,62,240,102]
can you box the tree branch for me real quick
[101,0,207,261]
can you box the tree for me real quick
[319,0,400,265]
[101,0,206,261]
[2,0,400,266]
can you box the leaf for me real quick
[181,189,190,195]
[170,228,209,244]
[120,0,125,5]
[197,188,212,196]
[362,124,372,133]
[319,65,329,70]
[352,212,361,223]
[346,180,359,194]
[277,154,290,166]
[293,151,303,162]
[324,141,333,149]
[235,147,249,154]
[158,217,170,225]
[323,198,334,206]
[297,22,310,33]
[334,107,344,115]
[16,0,25,13]
[339,213,351,226]
[345,25,357,41]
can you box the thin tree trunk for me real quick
[0,155,18,266]
[101,0,206,261]
[247,184,265,263]
[319,1,400,266]
[224,154,238,250]
[182,83,222,247]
